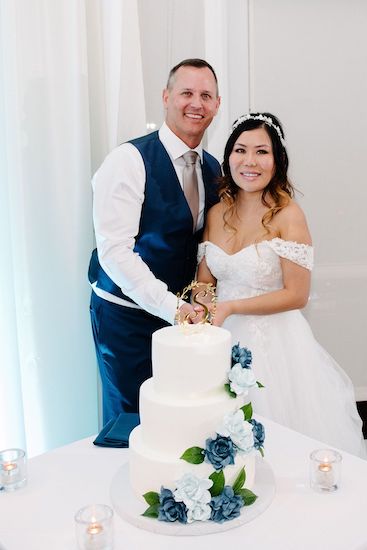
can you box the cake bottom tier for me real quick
[129,425,256,501]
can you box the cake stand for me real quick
[110,456,275,536]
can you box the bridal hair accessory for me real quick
[175,281,217,326]
[232,114,286,147]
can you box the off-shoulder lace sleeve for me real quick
[267,238,314,270]
[197,242,207,264]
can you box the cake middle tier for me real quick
[139,378,245,456]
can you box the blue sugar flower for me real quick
[210,486,244,523]
[231,343,252,368]
[205,435,236,471]
[158,488,187,524]
[249,418,265,449]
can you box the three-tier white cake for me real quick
[129,324,257,501]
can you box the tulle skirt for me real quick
[223,309,366,459]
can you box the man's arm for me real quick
[92,143,198,324]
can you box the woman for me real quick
[197,112,365,458]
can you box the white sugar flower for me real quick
[218,410,254,454]
[174,473,213,508]
[228,363,257,396]
[186,502,212,523]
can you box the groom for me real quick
[88,58,221,425]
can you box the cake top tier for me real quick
[151,324,231,399]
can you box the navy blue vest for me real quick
[88,131,220,304]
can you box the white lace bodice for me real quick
[197,238,313,302]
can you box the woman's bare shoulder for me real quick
[208,200,225,216]
[275,200,312,244]
[204,201,226,239]
[206,201,226,225]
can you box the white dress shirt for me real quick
[91,123,206,325]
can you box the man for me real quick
[88,58,221,424]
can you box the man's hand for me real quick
[177,302,205,324]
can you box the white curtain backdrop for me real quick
[86,0,146,170]
[0,0,246,457]
[0,0,146,457]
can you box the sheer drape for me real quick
[0,0,246,457]
[204,0,250,159]
[86,0,146,170]
[0,0,146,456]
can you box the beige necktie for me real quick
[182,151,199,231]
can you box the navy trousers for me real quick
[90,292,168,425]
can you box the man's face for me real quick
[162,66,220,148]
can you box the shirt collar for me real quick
[159,122,203,162]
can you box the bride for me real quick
[196,112,366,458]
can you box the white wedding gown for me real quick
[198,238,366,458]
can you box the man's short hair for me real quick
[166,58,219,95]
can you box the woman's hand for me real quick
[211,301,233,327]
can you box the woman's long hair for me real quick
[218,112,295,235]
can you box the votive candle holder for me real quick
[0,448,27,492]
[75,504,114,550]
[310,448,342,492]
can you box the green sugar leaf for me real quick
[232,466,246,494]
[209,470,225,497]
[224,383,237,398]
[143,491,160,506]
[180,446,205,464]
[142,503,160,518]
[239,488,258,506]
[240,402,253,421]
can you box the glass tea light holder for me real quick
[75,504,114,550]
[310,448,342,492]
[0,448,27,492]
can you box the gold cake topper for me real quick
[175,280,217,325]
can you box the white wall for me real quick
[249,0,367,398]
[137,0,250,158]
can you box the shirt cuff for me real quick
[159,292,181,325]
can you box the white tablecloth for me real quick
[0,417,366,550]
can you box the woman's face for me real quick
[229,127,275,194]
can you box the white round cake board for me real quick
[110,456,275,536]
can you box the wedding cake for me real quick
[128,323,265,524]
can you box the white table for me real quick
[1,417,366,550]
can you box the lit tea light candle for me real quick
[86,521,103,536]
[1,461,20,486]
[310,448,342,492]
[75,504,113,550]
[318,461,334,487]
[0,449,26,491]
[85,518,107,550]
[2,462,18,474]
[318,462,332,473]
